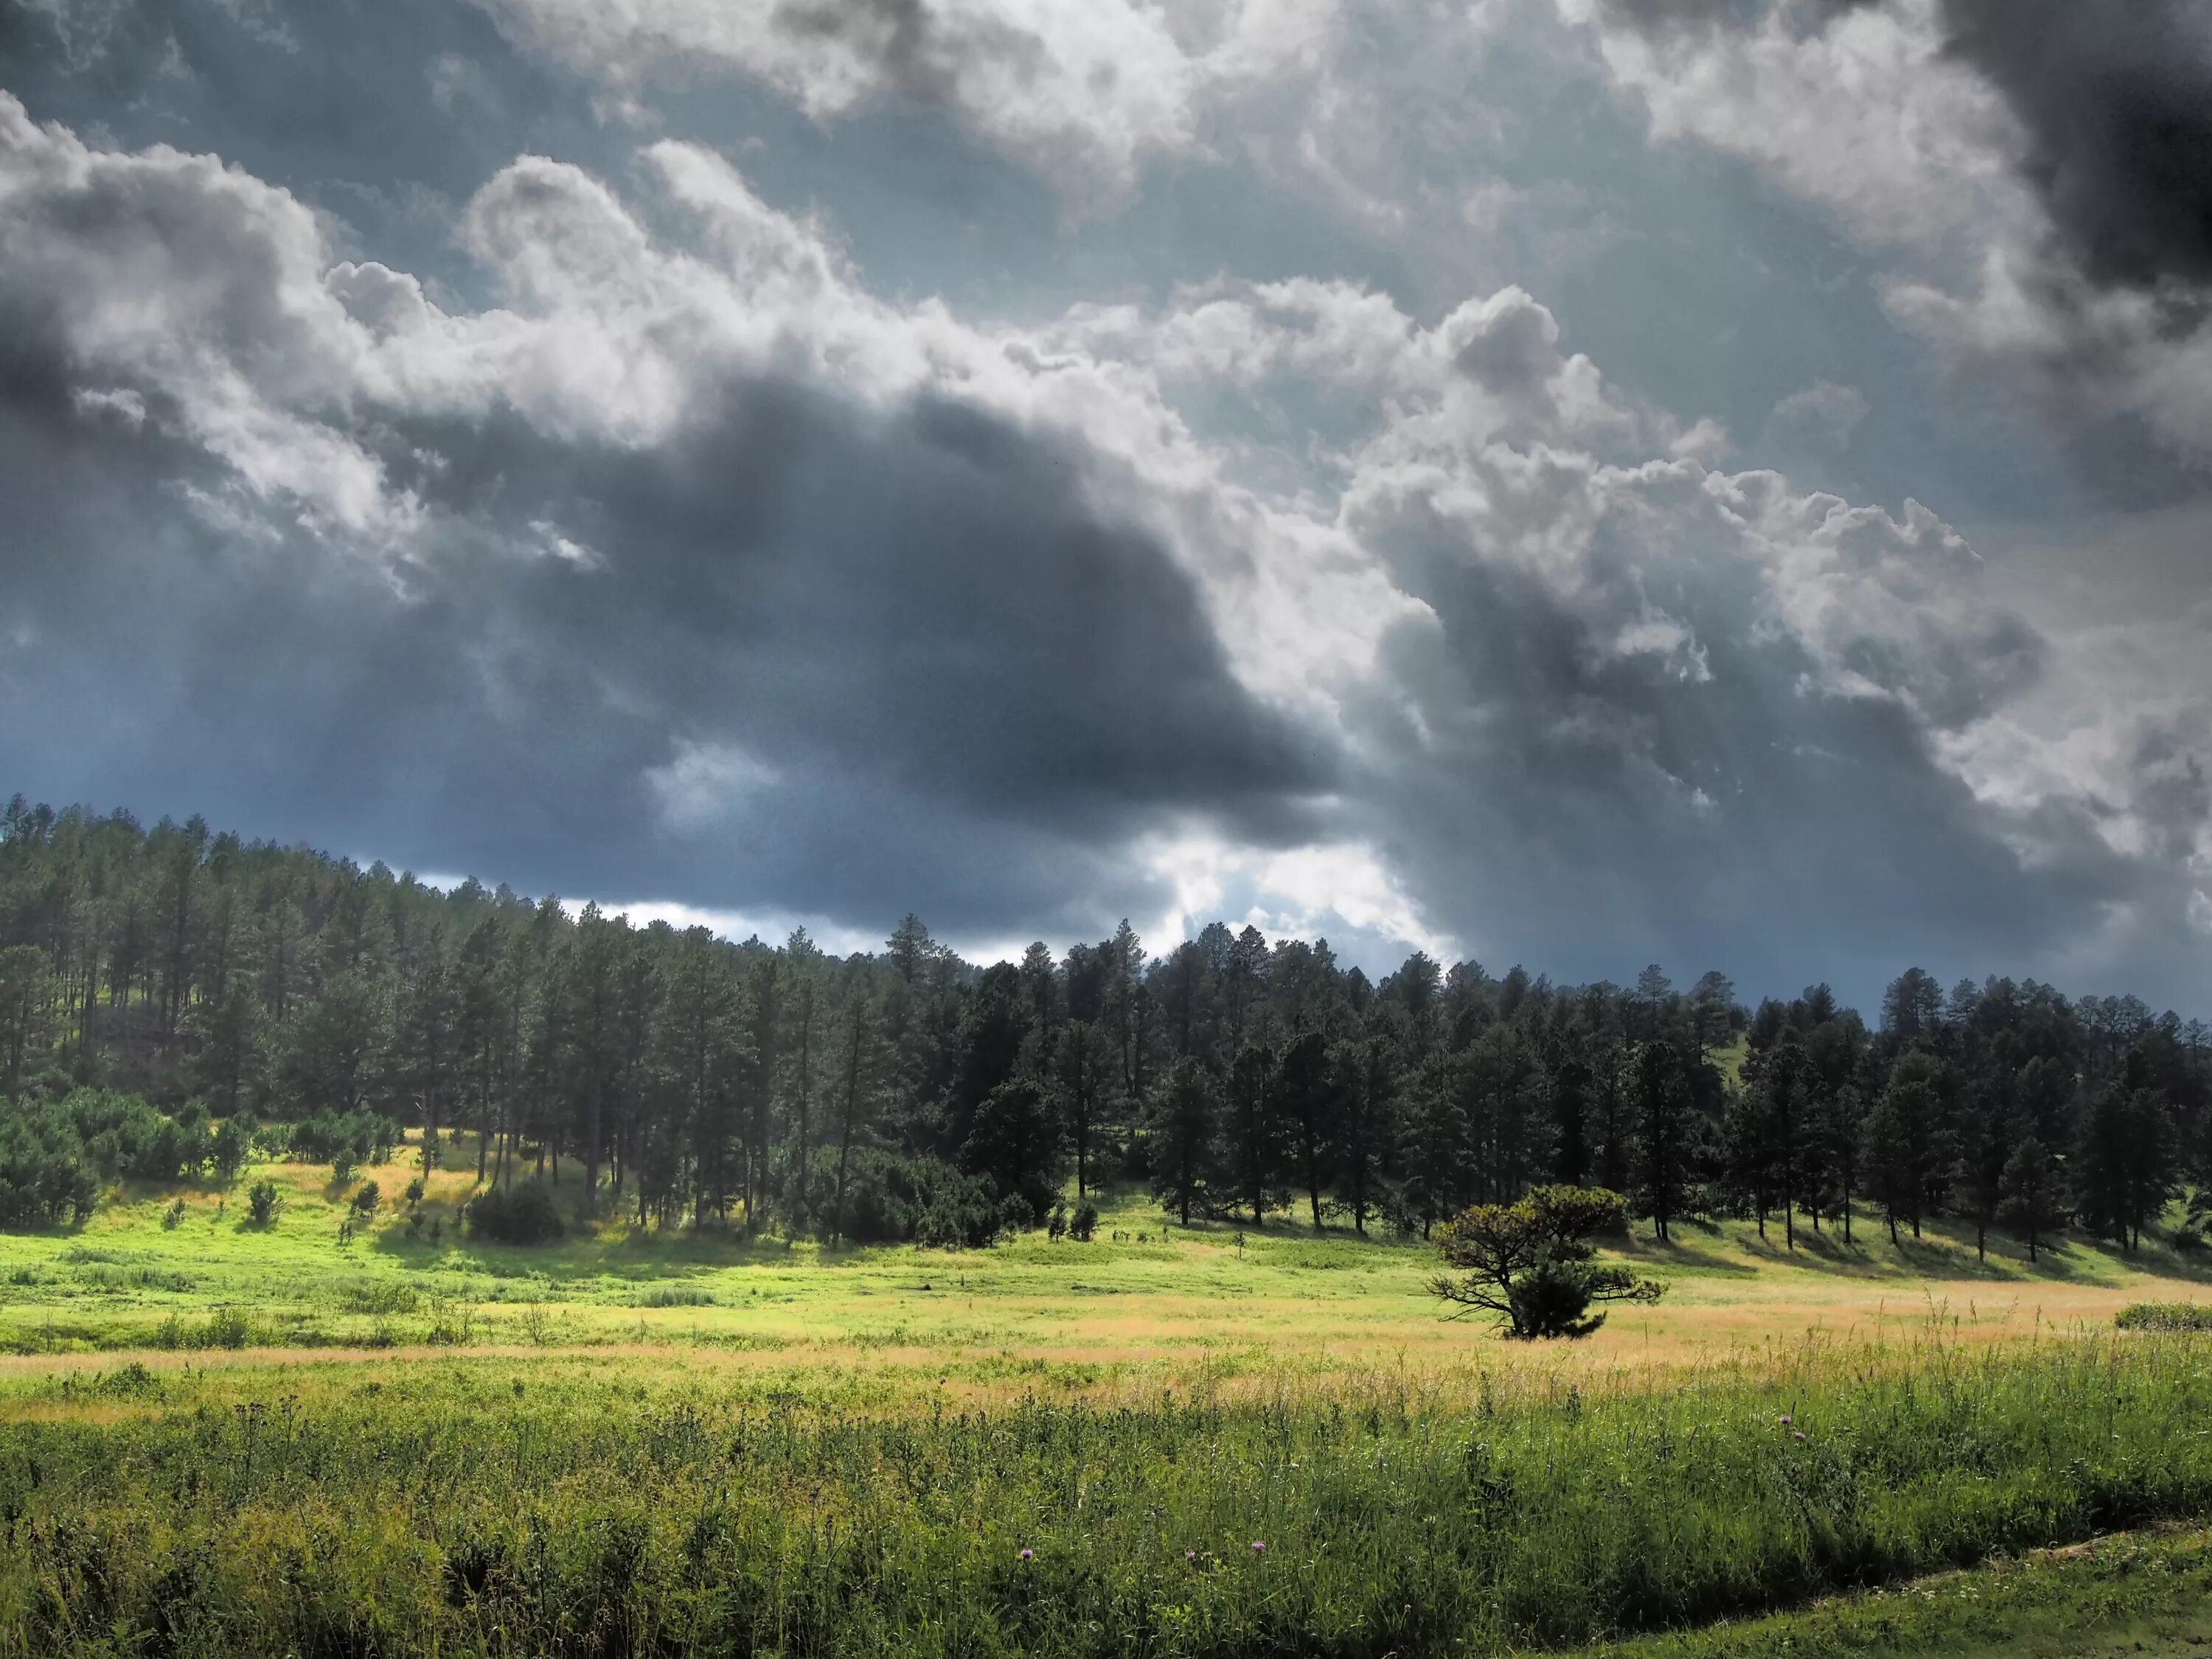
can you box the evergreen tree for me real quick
[2076,1051,2175,1250]
[1221,1043,1281,1227]
[1276,1029,1338,1229]
[1998,1135,2065,1262]
[1148,1057,1217,1225]
[1632,1040,1696,1242]
[961,1077,1063,1222]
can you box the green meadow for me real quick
[5,1135,2212,1655]
[3,1127,2210,1382]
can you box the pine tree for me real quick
[1632,1040,1696,1242]
[1148,1057,1217,1225]
[2076,1051,2175,1250]
[1998,1135,2065,1262]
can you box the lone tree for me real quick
[1430,1185,1663,1340]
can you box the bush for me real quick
[834,1150,1010,1248]
[466,1180,565,1245]
[246,1181,282,1225]
[350,1181,380,1217]
[286,1110,400,1170]
[211,1117,250,1183]
[0,1088,229,1228]
[1069,1200,1099,1242]
[2116,1301,2212,1332]
[0,1113,97,1228]
[635,1284,714,1307]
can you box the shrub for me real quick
[997,1192,1037,1237]
[339,1279,420,1315]
[2117,1301,2212,1332]
[1070,1200,1099,1242]
[350,1181,380,1217]
[835,1150,1009,1248]
[246,1181,282,1225]
[635,1284,714,1307]
[285,1110,400,1170]
[0,1088,217,1228]
[211,1117,250,1183]
[466,1180,565,1245]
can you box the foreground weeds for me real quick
[3,1330,2212,1657]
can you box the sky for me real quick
[1,0,2209,1012]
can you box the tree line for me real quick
[1,796,2207,1255]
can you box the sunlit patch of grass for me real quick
[2,1128,2209,1382]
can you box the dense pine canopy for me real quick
[1,795,2207,1257]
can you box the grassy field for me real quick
[7,1138,2212,1655]
[2,1127,2208,1387]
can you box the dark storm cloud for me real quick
[0,310,1332,936]
[1329,467,2179,1003]
[1939,0,2212,293]
[376,376,1332,832]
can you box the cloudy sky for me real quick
[3,0,2210,1009]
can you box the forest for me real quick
[1,793,2205,1262]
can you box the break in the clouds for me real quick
[2,0,2210,1010]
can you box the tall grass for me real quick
[4,1331,2212,1657]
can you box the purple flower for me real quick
[1019,1548,1034,1560]
[1778,1414,1792,1425]
[1793,1431,1806,1441]
[1186,1551,1197,1561]
[1252,1540,1267,1554]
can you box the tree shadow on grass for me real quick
[1606,1211,2212,1290]
[1613,1229,1760,1277]
[365,1213,840,1286]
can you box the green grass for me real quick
[1,1133,2208,1382]
[7,1331,2212,1655]
[1569,1526,2212,1658]
[8,1138,2212,1655]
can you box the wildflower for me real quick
[1019,1548,1034,1560]
[1252,1540,1267,1554]
[1793,1431,1806,1441]
[1778,1414,1792,1425]
[1186,1551,1197,1561]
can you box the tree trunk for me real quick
[834,1014,862,1244]
[585,1079,602,1217]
